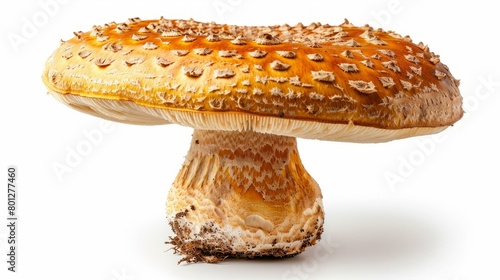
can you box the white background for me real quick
[1,0,499,279]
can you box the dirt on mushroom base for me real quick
[166,207,324,264]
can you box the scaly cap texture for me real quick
[43,18,463,142]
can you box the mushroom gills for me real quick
[166,129,324,263]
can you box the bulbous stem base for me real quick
[167,129,324,263]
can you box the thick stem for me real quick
[167,129,324,263]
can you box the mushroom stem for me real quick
[167,129,324,263]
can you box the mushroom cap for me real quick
[42,18,463,142]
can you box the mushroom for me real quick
[42,18,463,263]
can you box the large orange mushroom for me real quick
[42,18,463,263]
